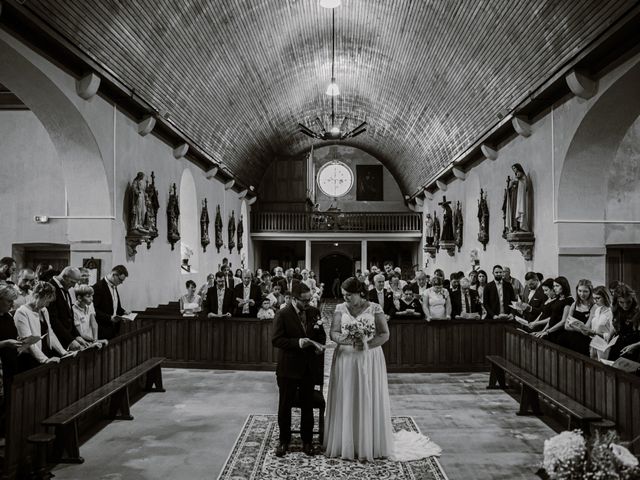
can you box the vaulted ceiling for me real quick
[18,0,637,195]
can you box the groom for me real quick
[272,282,326,457]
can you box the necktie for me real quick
[465,293,470,313]
[299,310,307,334]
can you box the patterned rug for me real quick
[217,414,448,480]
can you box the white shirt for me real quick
[217,288,225,315]
[242,283,251,314]
[73,303,96,341]
[496,281,505,314]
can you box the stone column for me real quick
[305,239,312,271]
[361,240,368,272]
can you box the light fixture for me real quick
[320,0,341,8]
[325,9,339,96]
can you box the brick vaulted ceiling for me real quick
[17,0,637,195]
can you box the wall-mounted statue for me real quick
[477,188,489,250]
[237,214,244,252]
[454,201,463,252]
[438,196,456,255]
[228,211,236,253]
[200,198,210,252]
[425,213,434,246]
[144,171,159,239]
[215,205,224,253]
[126,172,152,256]
[502,164,535,260]
[433,211,441,252]
[167,183,180,250]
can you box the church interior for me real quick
[1,0,640,478]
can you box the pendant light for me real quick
[325,8,339,96]
[320,0,341,9]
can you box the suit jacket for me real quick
[222,274,235,290]
[367,288,394,315]
[93,278,125,340]
[47,279,78,348]
[277,278,300,295]
[483,280,516,319]
[205,286,235,316]
[522,285,548,322]
[233,283,262,317]
[450,289,482,318]
[390,298,425,319]
[272,304,326,382]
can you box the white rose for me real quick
[610,444,638,468]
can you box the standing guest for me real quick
[393,267,406,288]
[234,270,262,317]
[529,278,557,332]
[12,268,36,311]
[49,267,88,350]
[301,269,317,295]
[278,269,300,295]
[517,272,548,322]
[367,273,394,316]
[535,277,574,344]
[386,274,403,306]
[423,276,451,321]
[382,262,394,280]
[260,272,274,296]
[267,283,285,310]
[361,269,371,290]
[14,282,71,367]
[390,285,424,319]
[468,270,479,290]
[0,258,17,285]
[0,286,26,392]
[272,267,286,287]
[447,272,461,295]
[257,298,276,320]
[198,274,216,302]
[93,265,131,340]
[69,267,91,306]
[254,269,264,287]
[179,280,202,315]
[34,262,53,281]
[411,271,430,298]
[221,265,235,290]
[451,278,482,319]
[562,279,594,355]
[503,267,524,300]
[608,284,640,361]
[483,265,516,320]
[574,286,614,359]
[234,268,243,286]
[206,272,234,318]
[73,285,106,347]
[433,269,445,280]
[293,267,303,281]
[281,290,293,310]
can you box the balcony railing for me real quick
[251,211,422,233]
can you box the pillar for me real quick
[305,239,311,271]
[361,240,368,271]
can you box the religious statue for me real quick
[425,213,434,246]
[433,211,441,251]
[502,164,535,260]
[439,196,454,242]
[215,205,224,253]
[200,199,210,252]
[144,171,160,239]
[237,214,244,252]
[228,211,236,253]
[477,188,489,250]
[129,172,148,233]
[454,201,463,252]
[167,183,180,250]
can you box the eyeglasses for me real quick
[295,297,312,304]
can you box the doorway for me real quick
[12,243,70,273]
[606,246,640,289]
[319,253,353,298]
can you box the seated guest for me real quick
[503,267,524,300]
[14,282,71,366]
[93,265,131,340]
[423,276,451,321]
[73,285,106,347]
[561,279,594,356]
[278,268,300,294]
[367,273,394,315]
[267,283,285,310]
[483,265,516,320]
[179,280,202,315]
[0,286,28,392]
[608,284,640,361]
[206,272,234,318]
[198,273,216,302]
[257,298,276,320]
[234,269,262,317]
[391,285,424,319]
[517,272,548,323]
[451,277,482,319]
[49,267,88,350]
[535,276,574,343]
[12,268,36,311]
[280,290,293,310]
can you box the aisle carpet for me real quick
[217,414,448,480]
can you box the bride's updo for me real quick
[341,277,367,298]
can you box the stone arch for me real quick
[179,168,199,273]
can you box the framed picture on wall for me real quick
[356,165,383,201]
[82,257,101,285]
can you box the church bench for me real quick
[42,356,165,464]
[486,355,602,430]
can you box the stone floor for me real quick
[52,368,554,480]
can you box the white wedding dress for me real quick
[324,302,442,461]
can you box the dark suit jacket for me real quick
[522,285,548,322]
[272,304,326,382]
[93,278,125,340]
[367,288,394,314]
[390,298,425,319]
[205,286,234,315]
[233,283,262,317]
[450,289,482,318]
[277,278,300,295]
[222,274,235,290]
[47,279,78,348]
[483,280,516,319]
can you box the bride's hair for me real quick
[341,277,367,297]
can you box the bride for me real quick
[323,277,441,462]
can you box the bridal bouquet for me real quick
[538,430,639,479]
[343,318,375,349]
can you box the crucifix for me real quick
[438,196,454,242]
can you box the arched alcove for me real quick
[179,168,199,273]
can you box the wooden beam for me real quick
[247,196,257,206]
[452,167,466,181]
[480,143,498,161]
[76,72,100,100]
[205,167,218,180]
[173,143,188,159]
[137,116,156,136]
[565,69,597,99]
[435,180,447,192]
[225,179,235,190]
[512,115,532,137]
[238,189,248,199]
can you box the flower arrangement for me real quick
[343,317,375,349]
[539,430,639,479]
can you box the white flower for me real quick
[610,443,638,468]
[542,431,586,473]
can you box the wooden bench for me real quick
[486,355,603,430]
[42,357,165,464]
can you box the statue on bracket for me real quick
[215,205,224,253]
[424,210,439,259]
[454,200,463,252]
[167,183,180,250]
[228,211,236,253]
[144,171,159,239]
[438,196,456,256]
[125,172,152,256]
[200,199,210,252]
[237,214,244,252]
[477,188,489,251]
[433,211,441,252]
[502,163,535,260]
[425,213,434,246]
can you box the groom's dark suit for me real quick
[272,303,326,446]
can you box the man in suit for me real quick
[278,268,300,295]
[48,266,87,350]
[518,271,548,323]
[484,265,516,320]
[292,267,303,281]
[504,267,525,300]
[221,265,235,290]
[367,273,394,315]
[451,277,482,319]
[233,269,262,317]
[272,266,286,286]
[272,282,326,457]
[410,271,430,297]
[93,265,130,340]
[206,271,234,317]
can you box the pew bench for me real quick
[42,357,165,464]
[486,355,603,430]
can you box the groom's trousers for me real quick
[277,375,315,444]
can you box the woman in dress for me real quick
[535,277,574,343]
[179,280,202,315]
[423,276,451,321]
[391,285,425,319]
[608,284,640,361]
[528,278,557,332]
[561,279,594,356]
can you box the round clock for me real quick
[317,161,353,198]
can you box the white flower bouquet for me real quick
[343,318,375,349]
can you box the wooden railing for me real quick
[251,211,422,233]
[505,327,640,452]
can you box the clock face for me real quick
[317,162,353,197]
